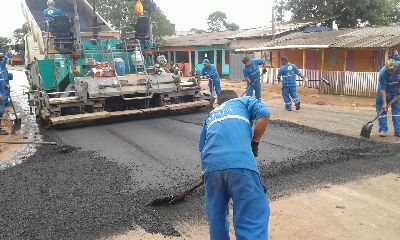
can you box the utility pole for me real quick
[272,1,276,40]
[92,0,99,39]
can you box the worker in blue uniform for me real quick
[43,0,65,22]
[201,59,222,99]
[0,72,7,135]
[277,57,306,111]
[242,57,266,100]
[376,59,400,137]
[0,52,12,106]
[199,96,270,240]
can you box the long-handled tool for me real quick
[360,94,400,138]
[0,141,58,145]
[9,96,21,133]
[149,178,204,206]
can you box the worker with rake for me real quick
[242,57,266,100]
[199,96,270,240]
[376,59,400,137]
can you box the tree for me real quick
[96,0,174,42]
[285,0,400,28]
[225,22,240,31]
[0,37,11,53]
[13,24,29,51]
[207,11,240,32]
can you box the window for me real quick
[329,49,337,65]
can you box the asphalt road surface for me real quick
[1,72,400,239]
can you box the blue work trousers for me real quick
[376,92,400,134]
[246,80,261,100]
[204,168,269,240]
[0,98,4,119]
[282,86,299,110]
[209,78,222,96]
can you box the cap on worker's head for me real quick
[202,59,210,65]
[385,59,397,71]
[47,0,55,6]
[281,57,288,63]
[242,56,250,64]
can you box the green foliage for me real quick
[13,24,29,46]
[225,22,240,31]
[207,11,240,32]
[285,0,400,28]
[95,0,174,42]
[0,37,11,53]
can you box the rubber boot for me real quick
[0,128,8,135]
[295,102,301,110]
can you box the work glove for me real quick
[277,77,281,83]
[251,140,259,157]
[262,68,268,75]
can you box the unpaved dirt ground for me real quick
[0,110,23,163]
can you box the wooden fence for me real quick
[264,68,379,97]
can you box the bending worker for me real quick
[43,0,65,22]
[376,59,400,137]
[199,96,270,240]
[201,59,221,101]
[0,73,7,135]
[0,52,12,106]
[242,57,266,100]
[277,57,306,111]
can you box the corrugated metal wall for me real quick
[229,53,254,80]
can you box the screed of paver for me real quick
[269,173,400,240]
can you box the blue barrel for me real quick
[114,58,126,76]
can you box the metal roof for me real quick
[330,26,400,48]
[160,30,244,47]
[236,29,355,51]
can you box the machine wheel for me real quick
[151,94,164,107]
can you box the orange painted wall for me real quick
[285,49,303,67]
[351,49,373,72]
[323,48,346,71]
[271,51,280,68]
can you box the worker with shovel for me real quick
[199,96,270,240]
[242,57,266,100]
[201,59,222,103]
[0,72,8,135]
[376,59,400,137]
[0,52,12,106]
[277,57,306,111]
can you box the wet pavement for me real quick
[1,71,400,239]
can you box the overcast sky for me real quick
[0,0,274,38]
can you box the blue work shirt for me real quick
[201,64,220,81]
[0,52,11,83]
[0,75,6,98]
[43,7,65,21]
[278,63,302,86]
[243,59,265,82]
[199,96,270,173]
[377,61,400,95]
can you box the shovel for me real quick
[148,178,204,206]
[9,96,21,133]
[360,94,400,138]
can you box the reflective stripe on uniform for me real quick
[207,115,250,131]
